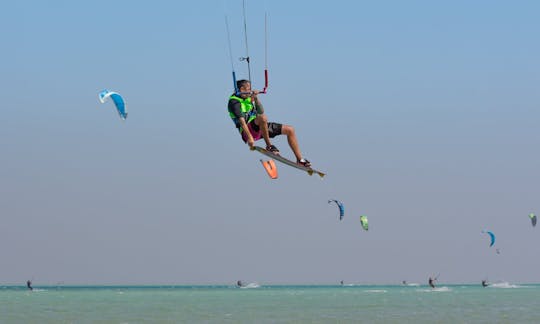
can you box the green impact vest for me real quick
[229,95,257,133]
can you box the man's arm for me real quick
[252,92,264,114]
[238,117,254,148]
[228,99,243,120]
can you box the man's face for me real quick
[239,82,251,99]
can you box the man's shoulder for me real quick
[228,96,242,114]
[228,96,241,106]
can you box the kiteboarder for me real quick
[428,277,436,289]
[481,280,489,287]
[236,280,243,288]
[228,80,311,167]
[26,280,33,291]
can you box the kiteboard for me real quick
[251,146,325,178]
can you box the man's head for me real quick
[236,79,251,98]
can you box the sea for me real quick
[1,283,538,323]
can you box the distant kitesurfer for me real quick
[340,280,344,286]
[428,277,436,289]
[227,80,311,167]
[26,280,33,291]
[481,280,489,287]
[237,280,243,287]
[402,280,407,286]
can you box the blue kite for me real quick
[482,230,496,247]
[328,200,345,221]
[99,89,127,120]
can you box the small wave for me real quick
[365,289,387,293]
[489,282,520,289]
[417,287,451,292]
[240,283,260,289]
[404,283,420,287]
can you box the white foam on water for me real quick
[417,286,451,292]
[404,283,420,287]
[489,282,520,289]
[240,282,260,289]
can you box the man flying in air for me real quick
[227,80,311,167]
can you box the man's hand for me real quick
[247,135,255,148]
[251,90,260,101]
[238,117,254,148]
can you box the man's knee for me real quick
[256,114,268,124]
[282,124,295,136]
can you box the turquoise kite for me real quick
[99,89,127,120]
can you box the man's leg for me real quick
[281,125,303,161]
[255,114,272,148]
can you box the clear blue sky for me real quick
[1,0,540,285]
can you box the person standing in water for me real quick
[26,280,33,291]
[428,277,436,289]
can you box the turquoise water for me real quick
[1,284,538,323]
